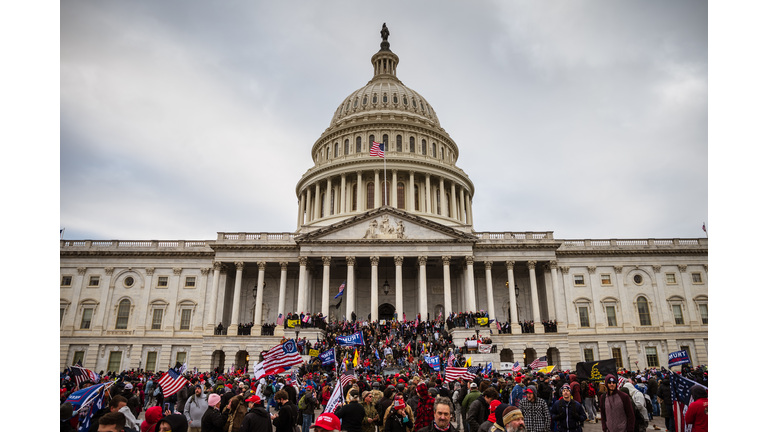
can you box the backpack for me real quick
[263,383,274,398]
[644,395,653,418]
[298,395,307,410]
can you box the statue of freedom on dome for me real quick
[381,23,389,41]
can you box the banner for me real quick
[319,349,335,366]
[323,380,344,414]
[478,344,492,354]
[575,359,618,382]
[335,331,365,346]
[668,350,691,367]
[287,319,300,328]
[424,356,441,372]
[465,340,478,349]
[537,365,555,374]
[309,349,319,358]
[499,362,515,371]
[476,317,489,326]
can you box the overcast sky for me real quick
[60,0,708,241]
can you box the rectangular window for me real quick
[612,348,624,368]
[145,352,157,372]
[645,347,659,367]
[666,273,676,284]
[80,308,93,329]
[107,351,122,373]
[579,307,590,327]
[606,306,617,327]
[185,277,196,288]
[60,307,66,325]
[61,276,72,286]
[88,276,100,287]
[601,274,612,285]
[680,345,692,366]
[151,309,163,330]
[673,305,685,325]
[73,351,85,366]
[584,348,594,363]
[691,273,703,283]
[574,275,585,285]
[157,276,168,287]
[176,351,187,365]
[180,309,192,330]
[699,304,708,324]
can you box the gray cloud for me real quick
[61,0,707,241]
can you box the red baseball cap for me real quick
[245,395,261,403]
[311,413,341,431]
[392,398,406,410]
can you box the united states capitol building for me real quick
[60,29,708,375]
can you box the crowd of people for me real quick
[60,360,708,432]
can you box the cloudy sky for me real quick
[60,0,708,241]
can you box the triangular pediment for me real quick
[294,207,477,243]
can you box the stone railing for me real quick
[216,232,296,242]
[61,240,212,249]
[561,238,707,247]
[474,232,555,240]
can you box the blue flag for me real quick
[320,349,336,366]
[425,356,441,372]
[335,331,365,346]
[334,281,346,299]
[66,382,110,432]
[484,362,493,374]
[668,350,691,367]
[375,348,380,360]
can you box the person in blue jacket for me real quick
[550,384,586,432]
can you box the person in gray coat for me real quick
[184,385,209,432]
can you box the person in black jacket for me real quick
[550,384,586,432]
[201,393,225,432]
[272,390,299,432]
[537,376,552,406]
[336,389,365,432]
[240,395,271,432]
[155,413,189,432]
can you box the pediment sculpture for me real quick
[363,215,406,239]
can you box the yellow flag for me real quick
[538,365,555,374]
[353,348,359,367]
[466,357,472,367]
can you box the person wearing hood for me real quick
[240,395,272,432]
[656,376,674,432]
[685,385,707,432]
[550,383,586,432]
[568,375,582,404]
[599,375,634,432]
[223,394,248,432]
[201,393,225,432]
[155,413,188,432]
[518,386,549,432]
[621,381,648,430]
[415,382,436,431]
[184,385,209,432]
[141,406,163,432]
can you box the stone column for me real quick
[194,268,209,332]
[370,256,379,321]
[215,264,228,326]
[93,267,115,333]
[374,170,381,209]
[442,256,452,314]
[465,256,477,311]
[678,265,699,327]
[277,262,288,325]
[560,266,577,329]
[164,267,181,333]
[438,177,446,216]
[409,171,415,211]
[425,174,432,214]
[459,188,466,223]
[505,261,521,334]
[450,182,457,220]
[467,197,474,225]
[527,261,544,333]
[357,170,363,212]
[297,191,305,229]
[253,262,266,326]
[586,266,606,329]
[418,256,429,319]
[614,266,633,331]
[227,262,244,334]
[548,261,563,330]
[395,256,404,321]
[484,261,496,321]
[340,175,346,214]
[345,257,356,320]
[325,177,332,217]
[297,257,308,314]
[62,267,88,334]
[391,169,397,207]
[314,182,321,220]
[306,188,313,222]
[321,257,331,318]
[652,265,672,328]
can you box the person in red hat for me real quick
[415,382,435,431]
[311,413,341,432]
[384,398,413,432]
[239,395,270,432]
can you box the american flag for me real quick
[447,350,456,367]
[276,313,284,325]
[468,365,483,375]
[529,356,548,370]
[157,368,188,397]
[339,370,357,388]
[369,141,385,158]
[617,375,626,388]
[69,365,99,388]
[263,340,304,374]
[445,366,476,382]
[671,373,705,432]
[334,282,346,299]
[512,361,521,372]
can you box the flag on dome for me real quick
[369,141,385,158]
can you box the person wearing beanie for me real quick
[550,383,586,432]
[416,382,436,431]
[493,406,524,432]
[518,386,549,432]
[61,402,75,432]
[184,384,209,432]
[383,398,413,432]
[684,385,707,432]
[240,395,271,432]
[155,413,189,432]
[200,393,225,432]
[140,406,163,432]
[599,374,634,432]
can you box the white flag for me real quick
[253,361,266,380]
[323,380,344,413]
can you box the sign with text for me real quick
[319,349,335,366]
[287,319,300,328]
[424,356,441,371]
[668,350,691,367]
[335,331,365,347]
[575,359,618,382]
[309,349,319,358]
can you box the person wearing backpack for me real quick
[582,382,597,423]
[299,386,318,432]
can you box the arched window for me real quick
[383,93,388,103]
[116,299,131,329]
[397,182,405,209]
[344,139,349,155]
[440,147,444,160]
[446,191,451,217]
[382,134,389,151]
[330,190,335,215]
[352,184,357,211]
[421,139,427,155]
[356,136,362,153]
[320,193,326,218]
[396,135,402,152]
[436,189,441,215]
[637,296,652,326]
[334,143,339,158]
[366,183,374,209]
[414,185,420,211]
[380,181,391,206]
[409,137,415,153]
[432,143,437,157]
[369,135,375,152]
[326,147,330,161]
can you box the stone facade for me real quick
[60,35,707,375]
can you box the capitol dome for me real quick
[295,27,475,232]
